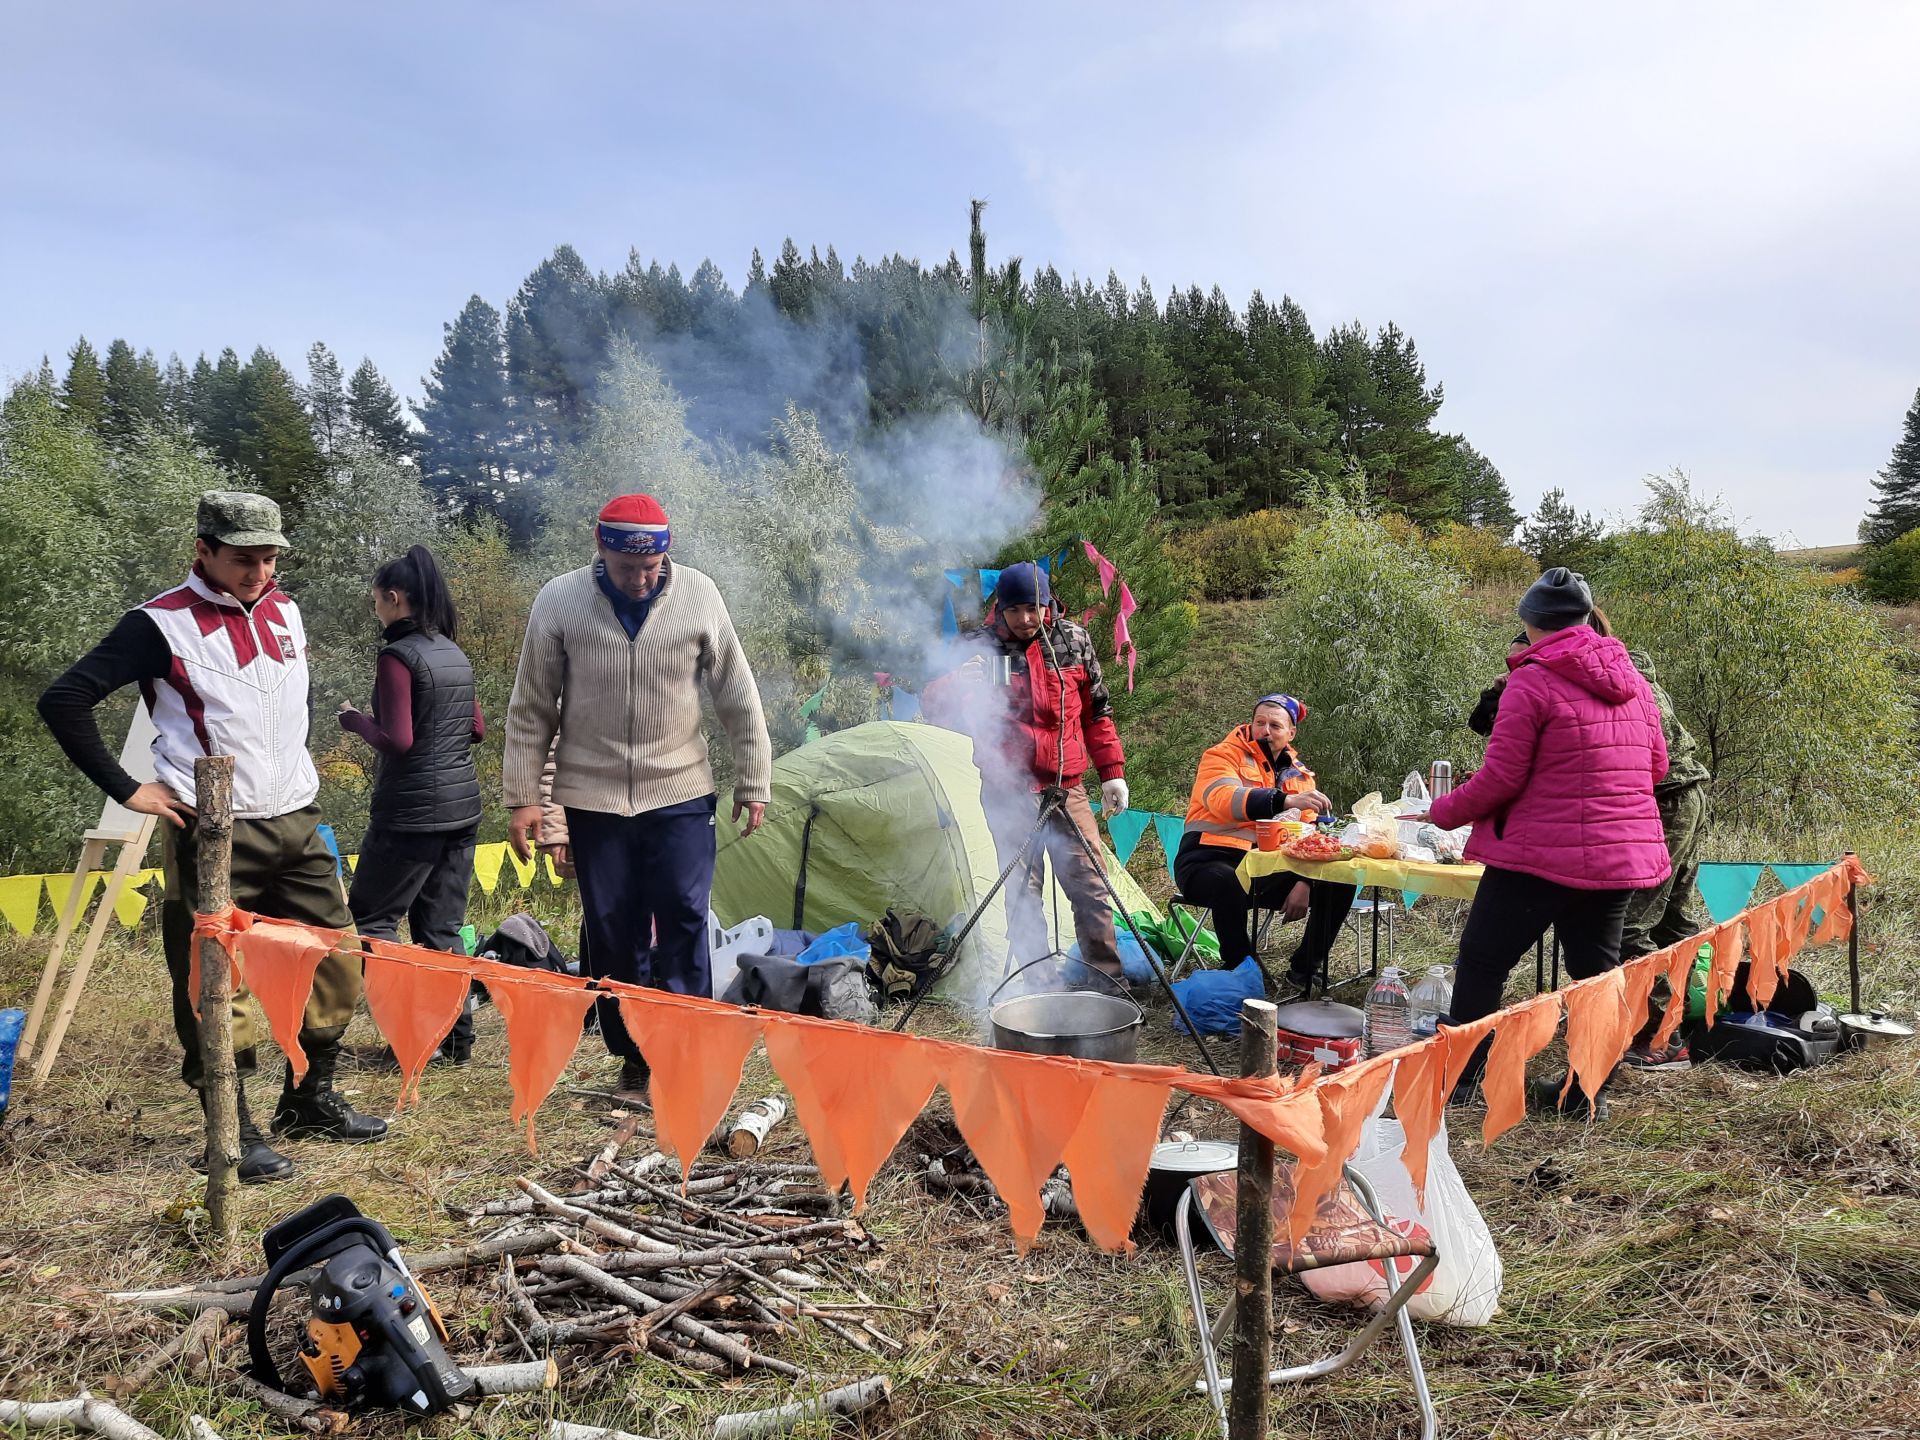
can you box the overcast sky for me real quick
[4,1,1916,544]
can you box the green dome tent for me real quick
[713,720,1161,1002]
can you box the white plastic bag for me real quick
[1299,1114,1504,1327]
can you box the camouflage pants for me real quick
[1623,781,1707,1041]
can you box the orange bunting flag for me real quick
[941,1044,1100,1251]
[1389,1038,1446,1207]
[1481,995,1562,1146]
[1781,889,1814,967]
[1649,943,1695,1054]
[481,969,598,1153]
[1743,900,1786,1012]
[763,1021,942,1208]
[1620,953,1663,1041]
[1808,862,1864,947]
[1059,1065,1179,1254]
[233,920,340,1084]
[186,905,250,1019]
[1440,1013,1499,1097]
[1286,1057,1394,1249]
[1174,1071,1327,1167]
[617,993,764,1179]
[1560,968,1630,1114]
[363,941,476,1109]
[1702,920,1745,1027]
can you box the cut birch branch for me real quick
[710,1375,893,1440]
[543,1256,806,1378]
[585,1111,646,1184]
[0,1395,165,1440]
[111,1306,228,1398]
[187,1418,223,1440]
[228,1376,348,1434]
[724,1096,788,1158]
[546,1424,664,1440]
[464,1359,559,1396]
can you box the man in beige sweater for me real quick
[505,493,771,1094]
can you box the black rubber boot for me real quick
[272,1041,390,1143]
[199,1081,295,1184]
[1529,1068,1614,1122]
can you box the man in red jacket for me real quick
[923,562,1128,978]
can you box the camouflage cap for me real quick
[196,490,289,550]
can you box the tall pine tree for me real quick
[102,340,166,442]
[61,338,108,432]
[347,358,415,462]
[234,348,323,509]
[304,342,349,461]
[1445,439,1520,534]
[417,296,513,528]
[1864,385,1920,546]
[504,245,611,472]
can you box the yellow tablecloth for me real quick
[1237,847,1484,900]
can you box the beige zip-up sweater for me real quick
[504,560,772,815]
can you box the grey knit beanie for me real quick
[1517,567,1594,630]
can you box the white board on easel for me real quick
[20,703,164,1081]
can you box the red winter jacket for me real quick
[922,610,1125,789]
[1430,625,1671,890]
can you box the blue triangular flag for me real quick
[315,822,345,879]
[943,568,969,588]
[1106,809,1151,865]
[1401,890,1421,911]
[1152,813,1186,885]
[1037,554,1052,576]
[1767,863,1828,895]
[941,595,958,639]
[892,688,921,721]
[980,567,1001,599]
[1695,862,1766,924]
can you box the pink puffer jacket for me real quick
[1430,626,1670,890]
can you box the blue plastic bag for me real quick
[0,1007,25,1121]
[1170,957,1266,1036]
[795,921,870,967]
[1068,928,1157,986]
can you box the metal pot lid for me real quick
[1150,1139,1238,1174]
[1839,1011,1915,1037]
[1270,999,1365,1039]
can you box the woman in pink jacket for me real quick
[1427,568,1669,1119]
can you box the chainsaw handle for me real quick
[247,1215,397,1393]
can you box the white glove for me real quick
[1100,778,1130,813]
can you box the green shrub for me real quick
[1428,522,1537,587]
[1859,528,1920,603]
[1597,520,1917,825]
[1262,497,1491,807]
[1168,509,1301,600]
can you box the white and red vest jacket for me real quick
[139,571,320,819]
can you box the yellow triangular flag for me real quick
[112,870,164,927]
[543,852,566,887]
[347,852,360,872]
[44,872,103,925]
[472,843,506,895]
[0,874,41,935]
[507,844,537,889]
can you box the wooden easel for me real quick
[17,707,161,1085]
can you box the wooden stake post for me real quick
[194,756,240,1245]
[1229,997,1278,1440]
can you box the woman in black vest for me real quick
[339,545,485,1062]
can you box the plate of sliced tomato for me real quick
[1283,831,1354,863]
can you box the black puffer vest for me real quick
[368,620,482,833]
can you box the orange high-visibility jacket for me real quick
[1183,725,1318,853]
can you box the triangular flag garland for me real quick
[0,874,42,935]
[363,940,475,1109]
[1105,809,1151,865]
[148,856,1881,1254]
[473,843,508,894]
[1695,863,1767,924]
[1151,814,1186,884]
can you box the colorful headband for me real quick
[1255,693,1305,724]
[596,522,670,555]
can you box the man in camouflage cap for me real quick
[40,490,388,1181]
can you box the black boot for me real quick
[198,1081,295,1184]
[1529,1068,1614,1122]
[272,1042,390,1143]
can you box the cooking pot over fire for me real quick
[988,955,1142,1064]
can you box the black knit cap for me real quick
[1517,567,1594,630]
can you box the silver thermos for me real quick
[1429,760,1453,800]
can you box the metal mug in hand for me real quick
[1429,760,1453,799]
[992,655,1013,686]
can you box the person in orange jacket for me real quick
[1173,694,1356,990]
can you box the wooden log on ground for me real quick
[585,1111,646,1185]
[723,1096,788,1158]
[710,1375,893,1440]
[546,1424,664,1440]
[228,1376,348,1434]
[0,1395,165,1440]
[111,1306,228,1398]
[464,1359,559,1396]
[194,755,240,1247]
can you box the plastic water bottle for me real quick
[1364,967,1413,1057]
[1409,965,1453,1041]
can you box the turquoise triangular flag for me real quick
[941,596,958,639]
[1695,862,1766,924]
[1106,810,1150,865]
[1401,890,1421,910]
[1768,863,1828,895]
[943,568,968,588]
[1151,813,1186,885]
[980,567,1002,598]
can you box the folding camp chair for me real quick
[1176,1162,1439,1440]
[1164,892,1281,985]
